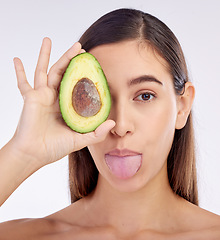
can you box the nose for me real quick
[109,99,134,137]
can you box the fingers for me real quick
[14,39,83,94]
[13,57,32,97]
[73,120,116,151]
[47,42,83,89]
[34,37,52,89]
[94,120,116,138]
[80,48,86,54]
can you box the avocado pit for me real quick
[72,78,102,117]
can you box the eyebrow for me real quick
[128,75,163,87]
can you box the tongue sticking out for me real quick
[105,155,142,179]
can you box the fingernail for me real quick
[80,49,86,53]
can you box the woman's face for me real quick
[88,40,179,192]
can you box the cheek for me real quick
[138,97,177,140]
[134,100,177,182]
[153,104,176,140]
[137,99,177,160]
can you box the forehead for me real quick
[89,40,171,86]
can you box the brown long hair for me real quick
[69,8,198,205]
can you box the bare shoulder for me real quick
[182,200,220,227]
[0,217,71,240]
[0,205,116,240]
[0,199,99,240]
[175,199,220,239]
[137,202,220,240]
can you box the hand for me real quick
[12,38,115,167]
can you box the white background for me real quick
[0,0,220,222]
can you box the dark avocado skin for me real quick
[59,52,111,133]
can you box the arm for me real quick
[0,140,43,206]
[0,38,115,206]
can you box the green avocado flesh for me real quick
[59,52,111,133]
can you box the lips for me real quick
[105,149,142,179]
[107,148,141,157]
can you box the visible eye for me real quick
[134,92,155,102]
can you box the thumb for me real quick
[73,120,115,151]
[94,120,116,138]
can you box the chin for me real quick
[99,169,153,194]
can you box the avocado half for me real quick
[59,52,111,133]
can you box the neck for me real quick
[84,164,181,235]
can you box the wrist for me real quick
[2,138,42,175]
[0,139,43,205]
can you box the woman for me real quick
[0,8,219,239]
